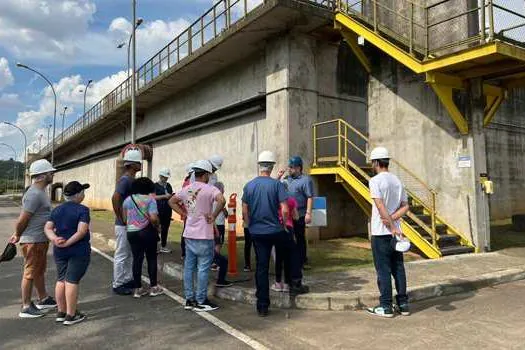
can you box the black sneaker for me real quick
[113,286,133,295]
[19,302,45,318]
[195,299,219,312]
[257,308,269,317]
[215,280,233,288]
[63,311,86,326]
[395,304,411,316]
[290,283,310,296]
[367,305,394,318]
[122,280,135,289]
[35,296,57,310]
[184,299,197,310]
[56,312,67,322]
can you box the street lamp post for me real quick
[17,63,57,165]
[131,1,139,144]
[47,124,52,144]
[1,121,27,183]
[83,79,93,127]
[61,106,68,143]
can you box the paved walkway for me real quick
[91,218,525,311]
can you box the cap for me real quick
[0,243,16,263]
[63,181,90,196]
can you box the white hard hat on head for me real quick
[192,160,213,174]
[123,149,142,163]
[258,150,276,164]
[29,159,56,177]
[159,168,171,178]
[185,162,195,174]
[209,155,223,170]
[370,147,390,161]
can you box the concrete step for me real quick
[440,245,475,256]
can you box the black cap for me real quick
[0,243,16,263]
[64,181,90,196]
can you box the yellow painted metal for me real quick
[484,94,505,126]
[429,83,469,135]
[340,181,371,217]
[339,29,372,73]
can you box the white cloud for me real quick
[0,57,14,90]
[0,93,22,109]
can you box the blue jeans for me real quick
[371,235,408,308]
[184,238,214,304]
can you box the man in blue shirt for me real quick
[242,151,288,317]
[285,156,314,269]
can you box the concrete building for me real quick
[40,0,525,257]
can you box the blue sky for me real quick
[0,0,219,160]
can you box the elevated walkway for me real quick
[310,119,476,259]
[335,0,525,134]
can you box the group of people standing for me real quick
[8,143,411,322]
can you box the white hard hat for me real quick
[29,159,56,176]
[370,147,390,161]
[395,236,411,253]
[123,149,142,163]
[209,155,223,170]
[159,168,171,178]
[185,162,195,174]
[258,150,276,164]
[192,160,213,174]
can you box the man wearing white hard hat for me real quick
[154,168,173,253]
[190,155,223,186]
[169,160,226,312]
[366,147,411,318]
[10,159,57,318]
[111,148,142,295]
[242,151,297,317]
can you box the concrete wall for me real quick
[368,53,478,242]
[486,88,525,219]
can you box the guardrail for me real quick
[40,0,336,156]
[337,0,525,57]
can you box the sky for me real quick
[0,0,240,160]
[0,0,523,161]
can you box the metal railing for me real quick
[41,0,337,155]
[313,118,439,246]
[337,0,525,57]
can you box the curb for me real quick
[92,232,525,311]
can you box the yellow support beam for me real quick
[339,28,372,74]
[428,83,469,135]
[484,94,505,126]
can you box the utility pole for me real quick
[131,0,137,144]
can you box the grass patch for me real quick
[491,219,525,251]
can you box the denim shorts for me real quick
[55,255,90,284]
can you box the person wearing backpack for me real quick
[122,177,163,298]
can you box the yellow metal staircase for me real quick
[310,119,475,259]
[333,0,525,134]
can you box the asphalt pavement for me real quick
[2,197,525,350]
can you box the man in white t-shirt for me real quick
[366,147,410,318]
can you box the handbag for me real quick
[130,195,160,236]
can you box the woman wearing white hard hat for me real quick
[154,168,173,253]
[366,146,411,318]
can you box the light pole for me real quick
[47,124,52,144]
[83,79,93,126]
[61,106,68,143]
[17,63,57,165]
[0,143,17,193]
[117,17,143,79]
[1,121,27,181]
[131,1,138,144]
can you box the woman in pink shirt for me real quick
[272,195,299,292]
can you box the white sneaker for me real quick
[149,286,164,297]
[159,247,171,253]
[271,282,284,292]
[133,287,149,299]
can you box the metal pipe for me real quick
[431,191,437,247]
[487,0,494,41]
[373,0,378,32]
[131,0,137,144]
[409,3,414,54]
[61,106,68,143]
[337,120,342,165]
[312,125,317,167]
[17,63,57,165]
[480,0,486,42]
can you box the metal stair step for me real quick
[437,234,461,248]
[440,246,475,256]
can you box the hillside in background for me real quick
[0,159,24,179]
